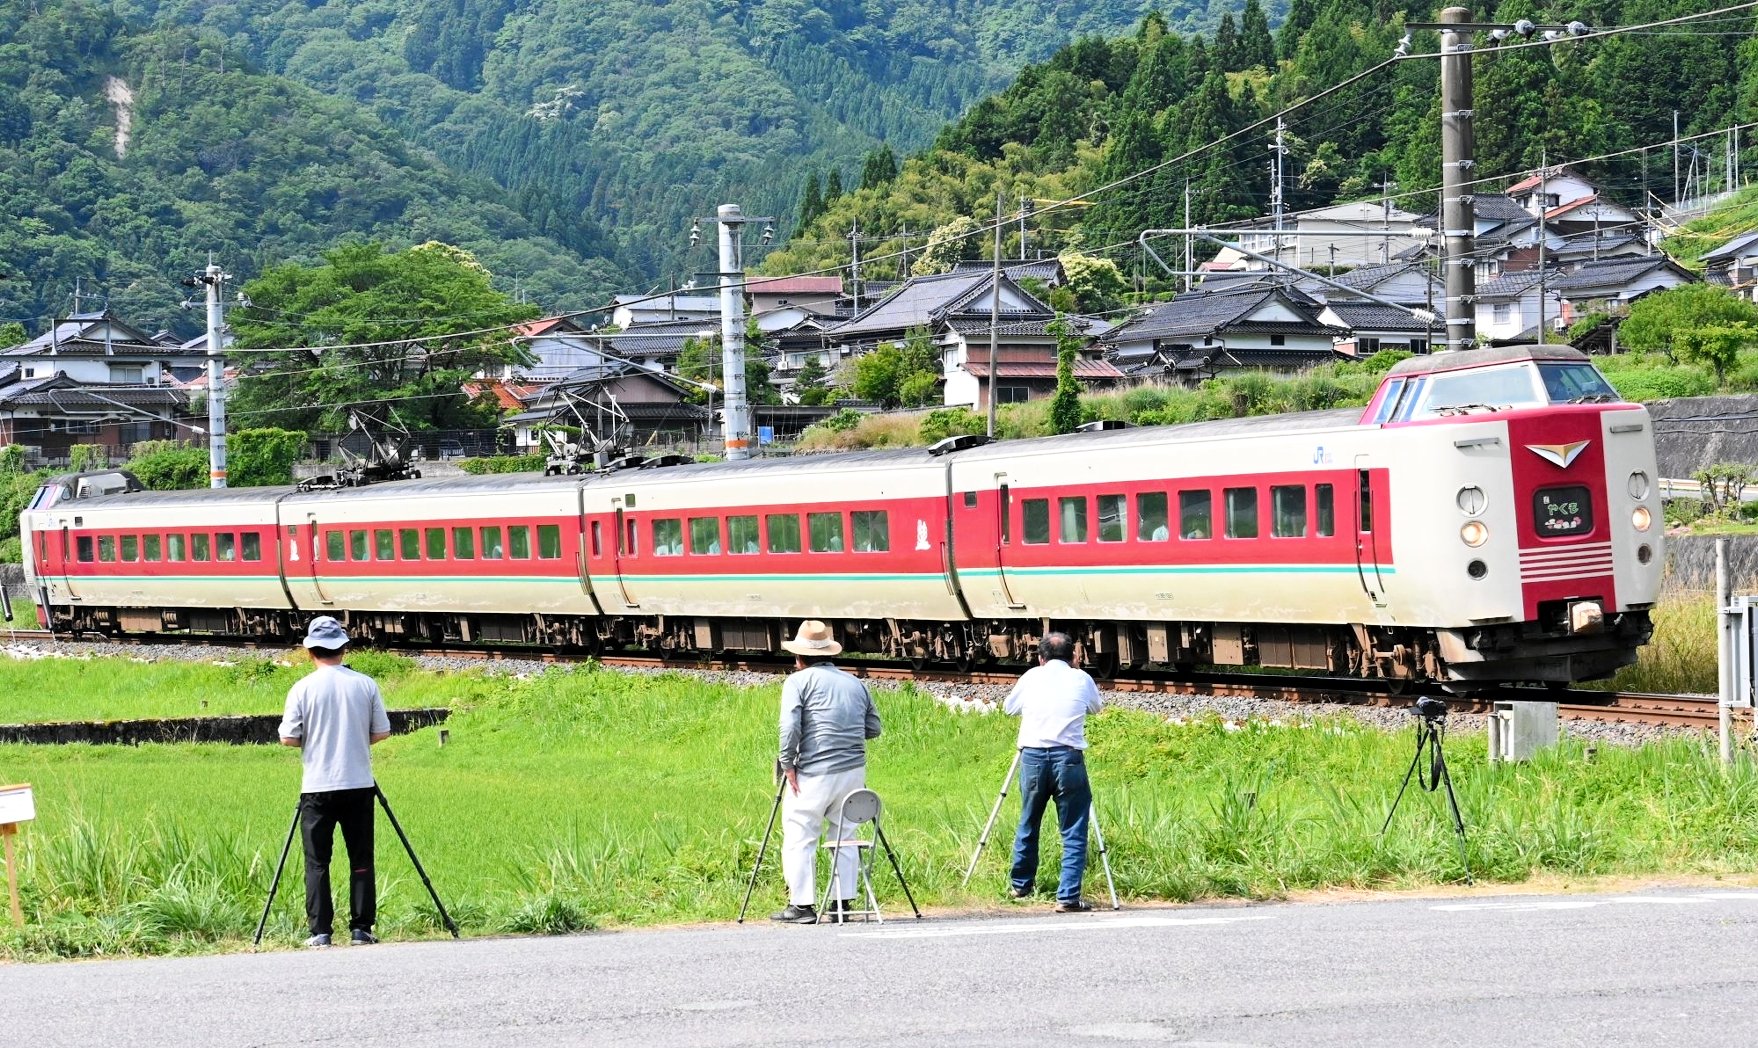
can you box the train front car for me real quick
[1365,344,1660,684]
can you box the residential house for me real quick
[951,258,1069,289]
[1317,302,1436,356]
[610,293,719,329]
[1,310,202,386]
[745,275,842,314]
[1099,288,1341,382]
[1701,231,1758,300]
[1231,200,1424,270]
[503,362,709,452]
[1473,271,1564,345]
[1294,260,1443,311]
[1552,255,1698,325]
[508,316,624,383]
[0,370,191,463]
[942,315,1123,409]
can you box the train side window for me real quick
[401,529,421,560]
[98,535,115,561]
[538,524,562,559]
[347,530,367,561]
[242,533,262,561]
[1021,499,1050,545]
[851,511,889,552]
[808,512,844,553]
[168,534,187,562]
[1316,484,1335,537]
[76,536,94,562]
[1058,497,1088,544]
[373,530,393,561]
[1136,492,1169,542]
[1271,485,1307,538]
[589,521,602,559]
[452,527,475,559]
[120,535,139,561]
[508,525,531,559]
[326,531,345,561]
[1359,470,1374,533]
[1179,491,1212,540]
[624,518,637,557]
[1224,488,1259,539]
[1097,494,1126,543]
[218,533,237,561]
[767,514,801,553]
[192,534,212,562]
[143,534,161,562]
[689,518,721,555]
[728,515,760,554]
[652,519,684,556]
[1370,378,1406,424]
[426,528,447,560]
[481,526,504,560]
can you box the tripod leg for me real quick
[1379,733,1426,836]
[1436,755,1474,885]
[374,786,460,939]
[736,779,786,924]
[252,803,302,948]
[874,823,922,919]
[1088,799,1120,911]
[961,749,1022,887]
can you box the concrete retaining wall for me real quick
[0,706,449,745]
[1662,534,1758,594]
[1650,395,1758,479]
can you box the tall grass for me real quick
[1600,591,1718,694]
[5,661,1758,961]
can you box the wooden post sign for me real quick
[0,783,33,928]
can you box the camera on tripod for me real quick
[1413,696,1448,721]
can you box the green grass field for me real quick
[3,654,1758,961]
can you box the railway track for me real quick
[3,626,1734,730]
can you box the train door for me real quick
[305,513,334,606]
[1353,459,1388,608]
[610,498,638,608]
[993,474,1027,610]
[58,523,80,602]
[573,488,604,613]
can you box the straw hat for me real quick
[781,619,842,657]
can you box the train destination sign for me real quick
[1534,485,1593,537]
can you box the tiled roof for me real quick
[944,315,1092,337]
[952,259,1066,284]
[614,294,719,313]
[1330,261,1432,290]
[516,316,585,338]
[1549,256,1694,294]
[1475,271,1548,298]
[1700,230,1758,262]
[1324,302,1434,331]
[962,359,1125,380]
[833,270,993,335]
[1100,289,1330,344]
[1548,233,1644,261]
[0,373,188,411]
[6,312,183,357]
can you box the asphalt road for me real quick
[9,887,1758,1047]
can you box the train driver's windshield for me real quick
[1396,360,1621,420]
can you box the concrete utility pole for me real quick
[987,189,1002,438]
[202,261,228,488]
[1018,195,1032,261]
[849,221,862,315]
[1271,116,1287,270]
[1537,152,1548,341]
[1439,7,1478,352]
[716,204,752,462]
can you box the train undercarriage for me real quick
[48,602,1654,688]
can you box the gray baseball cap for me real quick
[302,616,351,649]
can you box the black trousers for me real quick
[301,786,376,936]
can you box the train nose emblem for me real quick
[1525,440,1590,468]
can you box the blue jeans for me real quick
[1009,746,1091,902]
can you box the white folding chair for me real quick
[819,788,885,924]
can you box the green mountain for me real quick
[0,0,627,338]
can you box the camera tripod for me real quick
[1381,697,1473,884]
[962,749,1119,909]
[252,784,459,947]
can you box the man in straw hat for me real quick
[771,619,882,924]
[277,616,391,947]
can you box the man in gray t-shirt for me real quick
[277,616,391,948]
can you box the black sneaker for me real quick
[303,933,332,948]
[1007,885,1034,900]
[768,904,818,924]
[823,899,860,922]
[350,930,379,945]
[1054,898,1095,913]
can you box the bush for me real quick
[458,454,545,474]
[228,428,307,487]
[820,408,865,433]
[69,444,108,472]
[919,407,984,443]
[0,536,19,563]
[125,445,208,491]
[1603,367,1717,402]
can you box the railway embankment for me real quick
[0,706,447,745]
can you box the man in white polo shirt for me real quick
[1004,631,1104,913]
[277,616,391,948]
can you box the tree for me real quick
[1214,13,1241,73]
[1676,324,1756,384]
[1240,0,1277,73]
[825,169,844,203]
[797,172,824,231]
[859,145,898,190]
[1047,315,1083,435]
[228,428,308,486]
[851,326,939,407]
[1058,252,1129,314]
[0,321,24,348]
[230,243,539,432]
[1619,285,1758,357]
[911,216,982,275]
[794,355,831,405]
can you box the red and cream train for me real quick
[20,345,1661,687]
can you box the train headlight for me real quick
[1631,506,1653,532]
[1628,471,1650,500]
[1456,485,1487,515]
[1460,520,1490,547]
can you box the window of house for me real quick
[218,533,237,561]
[109,365,143,384]
[1058,497,1088,544]
[1316,484,1336,537]
[401,529,421,560]
[168,534,186,562]
[1136,492,1169,542]
[538,524,562,559]
[998,385,1030,404]
[653,519,684,556]
[1179,491,1212,540]
[326,531,345,561]
[452,527,475,560]
[1272,485,1307,538]
[481,526,504,560]
[77,536,94,562]
[728,515,760,554]
[1493,303,1512,324]
[508,526,531,559]
[242,533,262,561]
[1097,495,1126,542]
[192,534,212,562]
[373,529,393,561]
[851,511,889,552]
[426,528,447,560]
[1409,339,1428,354]
[807,512,844,553]
[143,534,161,562]
[767,514,801,553]
[1225,487,1259,539]
[1357,337,1380,355]
[120,535,138,561]
[689,517,721,555]
[1270,334,1286,347]
[1021,498,1050,545]
[98,536,115,562]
